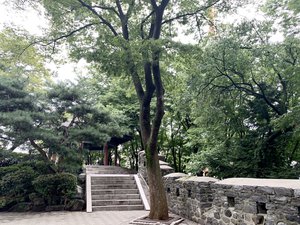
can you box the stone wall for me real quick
[163,174,300,225]
[164,173,218,224]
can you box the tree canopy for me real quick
[0,76,128,172]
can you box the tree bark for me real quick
[146,148,169,220]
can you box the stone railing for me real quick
[163,173,300,225]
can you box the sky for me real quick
[0,0,87,82]
[0,0,271,82]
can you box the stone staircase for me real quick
[91,175,144,211]
[85,165,135,175]
[85,166,147,212]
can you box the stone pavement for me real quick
[0,211,199,225]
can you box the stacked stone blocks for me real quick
[163,174,300,225]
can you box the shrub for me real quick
[33,173,77,205]
[0,165,21,179]
[0,150,20,167]
[0,166,38,199]
[20,160,55,175]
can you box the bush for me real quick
[0,166,38,199]
[33,173,77,205]
[0,165,21,179]
[0,150,20,167]
[20,160,55,175]
[0,149,46,168]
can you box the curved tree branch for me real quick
[252,77,283,115]
[162,0,220,25]
[29,138,49,161]
[140,10,155,39]
[92,5,119,16]
[19,22,99,56]
[77,0,118,36]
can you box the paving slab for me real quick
[0,211,199,225]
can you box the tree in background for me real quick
[185,16,300,178]
[0,76,127,173]
[0,29,51,91]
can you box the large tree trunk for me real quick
[140,99,169,219]
[146,148,169,220]
[140,55,169,219]
[119,0,170,219]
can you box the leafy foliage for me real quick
[0,28,51,91]
[33,173,77,205]
[184,18,300,178]
[0,76,128,173]
[0,166,38,200]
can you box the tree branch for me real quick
[92,5,119,16]
[140,10,155,39]
[150,0,158,9]
[271,64,288,113]
[29,138,49,160]
[152,0,170,39]
[143,61,155,103]
[115,0,125,17]
[162,0,220,25]
[252,77,283,115]
[126,0,135,17]
[19,23,99,56]
[115,0,129,40]
[150,53,164,152]
[48,23,100,45]
[77,0,118,36]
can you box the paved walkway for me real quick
[0,211,199,225]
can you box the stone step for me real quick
[91,176,134,179]
[86,166,123,169]
[92,199,142,206]
[92,184,137,189]
[92,194,141,200]
[91,176,135,180]
[86,168,131,171]
[92,189,139,195]
[92,205,144,211]
[87,171,134,174]
[91,179,136,185]
[84,166,135,174]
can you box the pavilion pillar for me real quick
[114,146,118,166]
[104,143,109,166]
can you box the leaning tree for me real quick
[9,0,240,219]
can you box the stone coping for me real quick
[178,176,219,183]
[216,178,300,189]
[159,160,169,165]
[160,165,174,170]
[164,173,187,178]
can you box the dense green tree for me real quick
[0,76,126,173]
[185,18,300,178]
